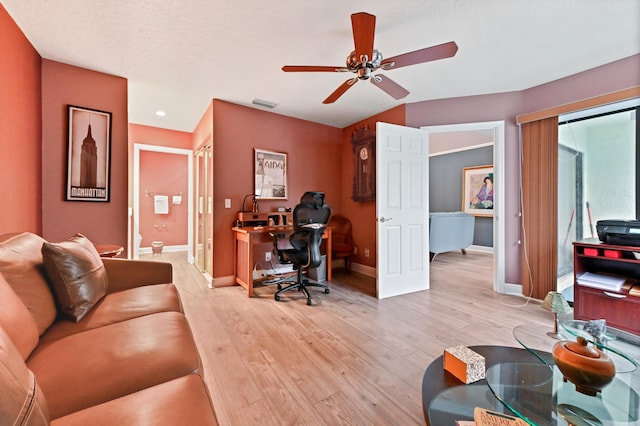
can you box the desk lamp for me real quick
[542,291,573,339]
[241,193,259,213]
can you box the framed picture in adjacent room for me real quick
[66,105,112,202]
[254,148,288,200]
[462,165,494,217]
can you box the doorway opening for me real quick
[421,121,507,294]
[133,143,193,262]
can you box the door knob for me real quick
[377,216,393,223]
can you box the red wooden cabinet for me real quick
[573,240,640,335]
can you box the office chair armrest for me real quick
[300,223,325,230]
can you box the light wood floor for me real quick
[142,250,552,425]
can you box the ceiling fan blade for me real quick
[323,78,358,104]
[351,12,376,60]
[382,41,458,70]
[370,74,410,100]
[282,65,348,72]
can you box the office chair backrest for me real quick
[289,192,331,268]
[293,191,331,231]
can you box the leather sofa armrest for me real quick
[102,258,173,293]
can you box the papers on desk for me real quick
[577,272,626,292]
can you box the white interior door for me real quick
[376,122,430,299]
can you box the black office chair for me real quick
[271,191,331,305]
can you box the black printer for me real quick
[596,219,640,247]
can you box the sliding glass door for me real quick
[557,103,639,294]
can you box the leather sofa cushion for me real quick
[50,375,217,425]
[0,327,50,426]
[0,274,39,359]
[40,283,182,343]
[0,232,58,335]
[42,234,108,322]
[27,311,202,419]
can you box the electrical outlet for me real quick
[224,198,231,208]
[265,252,271,262]
[364,248,370,258]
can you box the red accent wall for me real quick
[339,105,406,269]
[210,100,343,279]
[138,151,189,247]
[41,60,128,248]
[0,5,42,235]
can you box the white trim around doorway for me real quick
[133,143,193,262]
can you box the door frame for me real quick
[420,121,508,294]
[133,143,194,261]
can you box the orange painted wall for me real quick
[339,105,406,269]
[210,100,343,279]
[129,124,193,150]
[192,101,213,152]
[138,151,189,247]
[41,60,128,248]
[128,123,192,204]
[0,5,42,235]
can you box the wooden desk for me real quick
[232,226,332,297]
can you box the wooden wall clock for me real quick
[351,126,376,202]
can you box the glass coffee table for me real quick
[486,362,640,425]
[422,345,550,425]
[513,321,640,374]
[424,326,640,425]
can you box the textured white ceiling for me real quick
[3,0,639,132]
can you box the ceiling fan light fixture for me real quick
[281,12,458,103]
[252,98,278,109]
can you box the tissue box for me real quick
[444,345,486,384]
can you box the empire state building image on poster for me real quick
[80,125,98,188]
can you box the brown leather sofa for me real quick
[0,232,217,425]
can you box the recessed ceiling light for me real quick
[155,110,166,117]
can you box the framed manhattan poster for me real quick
[66,105,112,202]
[254,148,287,200]
[462,165,494,217]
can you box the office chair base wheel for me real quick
[306,298,312,306]
[324,288,330,294]
[275,294,281,301]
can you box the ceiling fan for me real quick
[282,12,458,104]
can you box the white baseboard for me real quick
[139,244,188,254]
[502,283,523,296]
[467,245,494,254]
